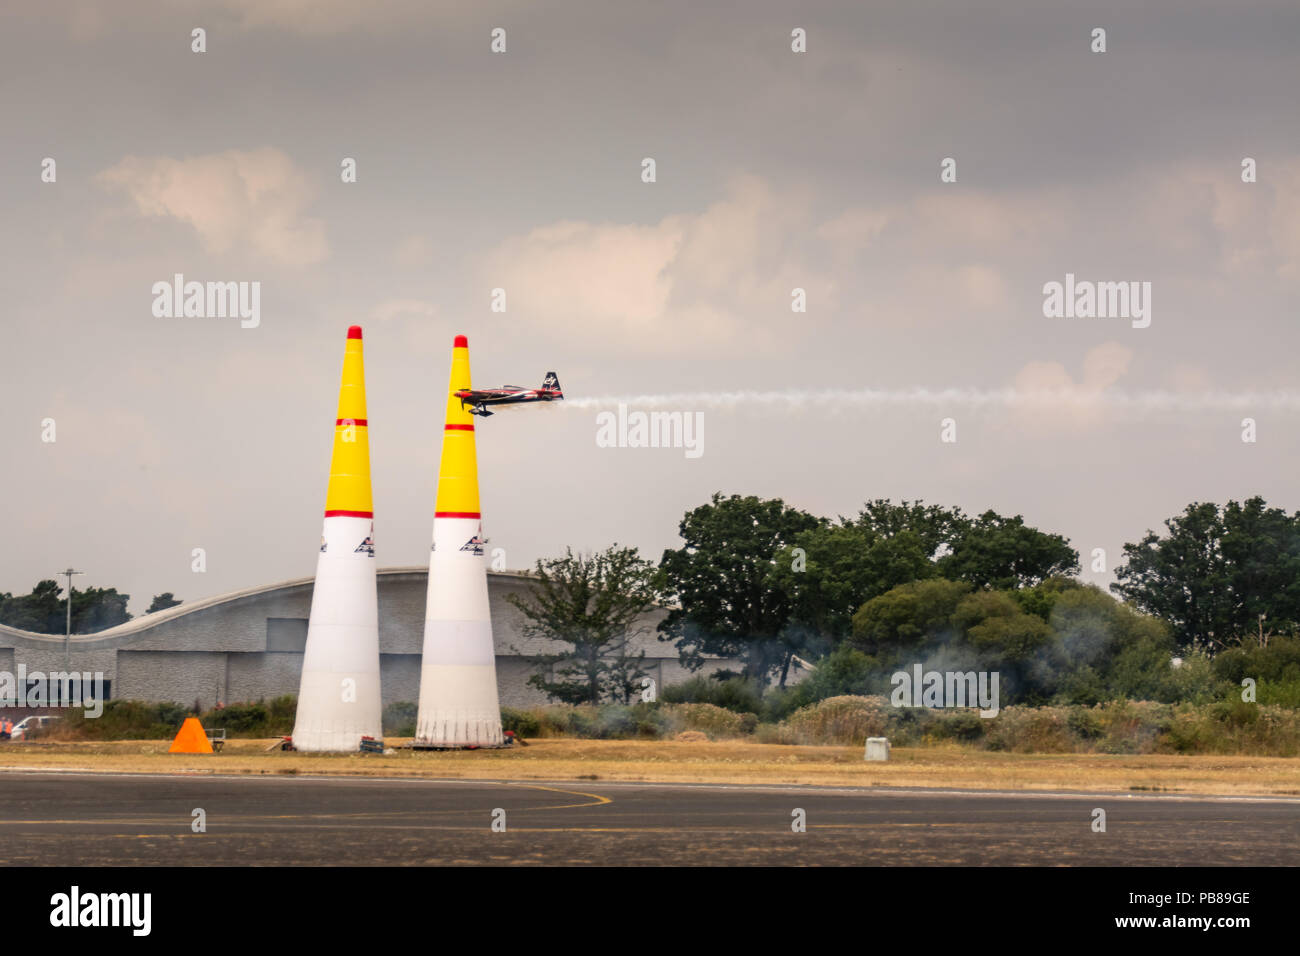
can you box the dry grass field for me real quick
[2,737,1298,795]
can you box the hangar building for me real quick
[0,568,734,710]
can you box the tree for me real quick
[1012,575,1085,622]
[849,578,1058,701]
[1050,584,1175,704]
[849,578,972,656]
[938,510,1079,590]
[854,499,968,558]
[507,545,661,705]
[1113,502,1224,647]
[0,580,63,632]
[952,591,1054,662]
[777,523,937,646]
[1113,497,1300,648]
[779,500,1078,648]
[1218,498,1300,645]
[951,589,1056,701]
[658,493,823,687]
[69,587,132,632]
[0,580,131,633]
[146,593,182,613]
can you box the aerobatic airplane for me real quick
[455,372,564,417]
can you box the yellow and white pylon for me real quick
[414,335,504,747]
[292,326,383,752]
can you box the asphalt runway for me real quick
[1,771,1297,865]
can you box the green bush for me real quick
[751,693,1300,753]
[268,695,297,724]
[632,704,672,738]
[1213,699,1259,728]
[506,703,671,739]
[209,701,269,733]
[197,697,295,737]
[779,695,895,746]
[493,701,750,740]
[59,697,302,740]
[1158,708,1214,753]
[762,646,884,722]
[383,701,418,737]
[593,705,638,738]
[500,706,541,737]
[664,702,750,738]
[1066,707,1104,741]
[760,684,813,723]
[660,675,764,715]
[1258,678,1300,708]
[1093,699,1170,754]
[1153,702,1300,756]
[59,699,192,739]
[51,689,1300,755]
[753,722,784,744]
[1213,636,1300,685]
[930,709,986,743]
[983,706,1075,753]
[1159,648,1229,705]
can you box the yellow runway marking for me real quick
[510,783,612,810]
[0,783,613,828]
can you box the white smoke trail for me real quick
[562,387,1300,413]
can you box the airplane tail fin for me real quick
[542,371,562,395]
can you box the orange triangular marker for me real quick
[168,717,214,754]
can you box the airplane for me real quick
[455,372,563,417]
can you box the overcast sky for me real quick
[3,0,1299,614]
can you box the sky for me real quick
[2,0,1299,614]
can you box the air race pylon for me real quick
[413,335,504,748]
[291,326,383,752]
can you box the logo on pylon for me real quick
[460,534,485,555]
[320,536,327,553]
[355,525,375,556]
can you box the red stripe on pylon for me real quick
[444,423,474,431]
[325,510,374,518]
[434,512,481,519]
[336,419,368,426]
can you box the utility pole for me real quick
[60,568,83,676]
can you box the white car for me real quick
[9,715,61,740]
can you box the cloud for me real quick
[97,148,328,266]
[484,216,686,344]
[214,0,473,36]
[1080,342,1133,391]
[368,298,436,324]
[481,175,837,352]
[394,235,435,267]
[365,298,440,353]
[1203,159,1300,280]
[481,152,1300,362]
[483,171,1051,355]
[1012,342,1134,428]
